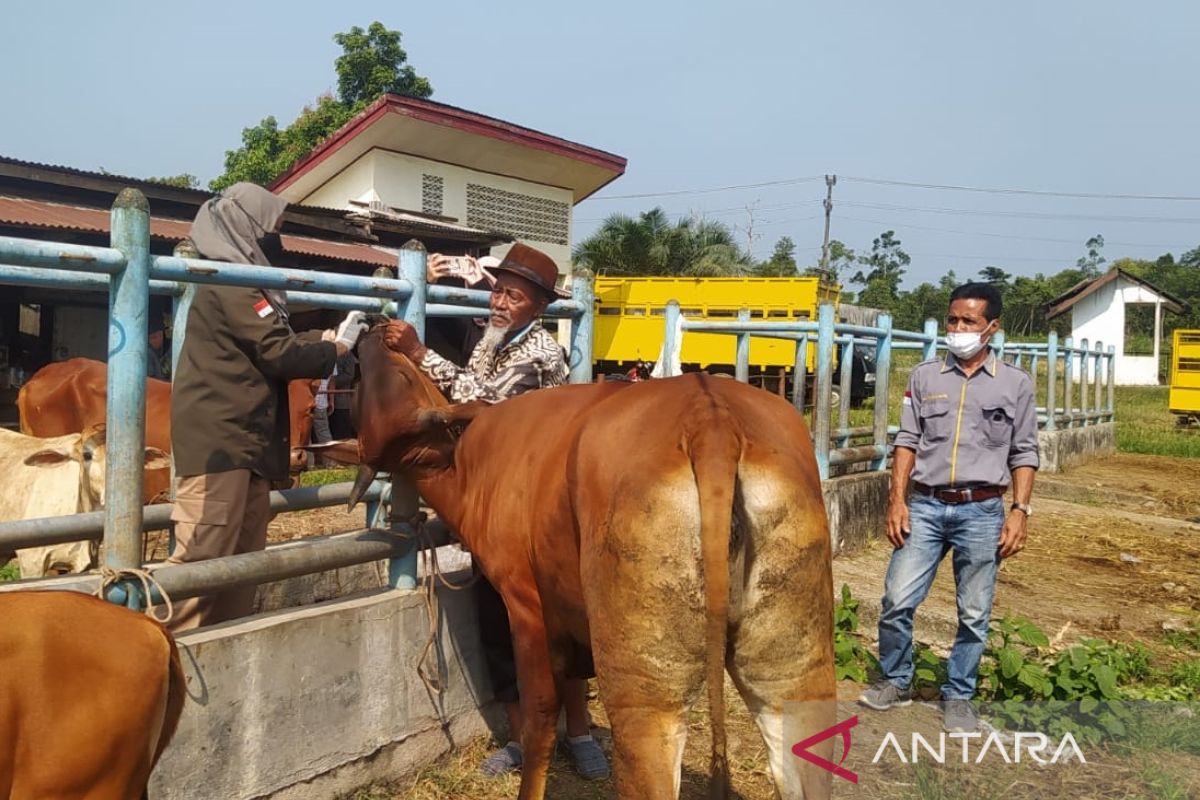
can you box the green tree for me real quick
[145,173,200,189]
[754,236,798,277]
[572,208,750,276]
[979,266,1012,285]
[1076,234,1107,278]
[804,239,856,283]
[211,22,432,190]
[334,22,432,106]
[852,230,910,309]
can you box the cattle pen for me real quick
[0,188,1120,799]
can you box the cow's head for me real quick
[287,379,317,476]
[347,326,464,508]
[22,424,171,512]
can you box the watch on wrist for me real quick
[1011,502,1032,517]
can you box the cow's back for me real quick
[18,359,173,502]
[19,358,172,453]
[0,591,184,799]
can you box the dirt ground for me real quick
[335,452,1200,800]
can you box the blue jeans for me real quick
[877,494,1004,699]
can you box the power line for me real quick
[573,200,821,224]
[841,175,1200,202]
[838,200,1200,224]
[836,215,1194,251]
[585,175,824,200]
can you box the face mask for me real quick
[945,326,993,359]
[258,232,284,261]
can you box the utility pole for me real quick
[819,174,837,279]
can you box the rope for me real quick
[95,566,174,625]
[386,509,480,696]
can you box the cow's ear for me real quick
[143,448,172,471]
[24,449,73,468]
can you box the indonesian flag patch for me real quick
[902,390,912,407]
[253,298,274,318]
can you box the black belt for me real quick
[912,483,1005,504]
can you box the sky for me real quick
[3,1,1199,288]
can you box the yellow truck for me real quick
[1169,328,1200,426]
[592,276,872,400]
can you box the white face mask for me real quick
[945,327,993,359]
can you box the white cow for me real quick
[0,425,170,578]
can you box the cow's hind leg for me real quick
[582,476,706,799]
[728,468,837,800]
[506,589,563,800]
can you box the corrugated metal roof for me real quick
[0,195,399,268]
[0,155,507,245]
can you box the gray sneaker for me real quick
[942,699,980,733]
[858,680,913,710]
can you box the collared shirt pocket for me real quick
[919,399,953,443]
[981,403,1016,447]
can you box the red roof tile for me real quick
[0,196,396,268]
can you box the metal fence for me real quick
[658,301,1116,479]
[0,188,595,609]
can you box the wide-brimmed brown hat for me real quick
[491,243,570,300]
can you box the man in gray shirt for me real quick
[859,282,1039,733]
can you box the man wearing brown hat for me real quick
[382,243,609,780]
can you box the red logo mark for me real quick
[791,715,858,784]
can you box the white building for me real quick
[271,94,627,276]
[1046,267,1186,386]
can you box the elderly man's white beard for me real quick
[476,321,511,372]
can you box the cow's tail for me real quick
[144,625,186,799]
[687,407,741,800]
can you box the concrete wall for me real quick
[1037,421,1116,473]
[149,577,497,800]
[822,471,890,555]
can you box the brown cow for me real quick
[17,358,319,500]
[349,330,836,800]
[0,590,185,799]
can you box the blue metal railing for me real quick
[0,189,595,608]
[657,303,1114,479]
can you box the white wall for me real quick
[301,149,575,276]
[301,153,379,211]
[1069,276,1164,386]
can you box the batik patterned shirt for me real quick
[419,322,569,404]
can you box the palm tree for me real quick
[572,208,750,276]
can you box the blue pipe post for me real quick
[814,303,835,480]
[735,308,751,383]
[992,330,1006,360]
[1079,338,1089,424]
[837,339,853,449]
[872,313,893,470]
[922,318,938,362]
[167,241,199,556]
[387,241,429,591]
[1044,331,1058,431]
[569,268,595,384]
[1106,345,1116,420]
[1093,341,1104,418]
[104,190,152,605]
[1062,337,1074,428]
[662,301,681,378]
[396,240,428,333]
[793,335,808,414]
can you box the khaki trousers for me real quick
[165,469,271,633]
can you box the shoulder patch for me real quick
[253,298,274,318]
